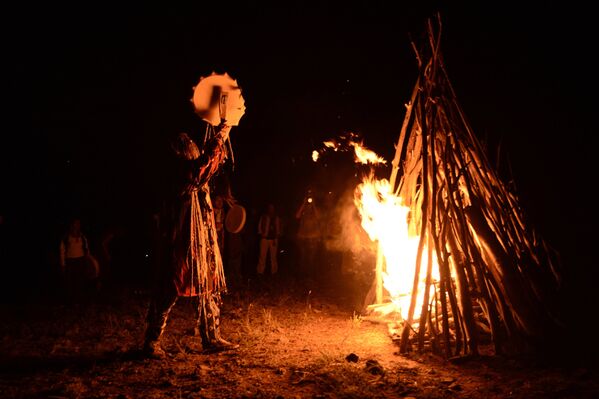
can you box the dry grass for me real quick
[0,280,598,398]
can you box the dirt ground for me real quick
[1,275,598,399]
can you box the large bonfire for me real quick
[317,17,563,358]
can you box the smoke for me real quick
[313,132,387,283]
[323,185,376,281]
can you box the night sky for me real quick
[2,3,596,307]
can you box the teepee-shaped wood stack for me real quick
[386,16,562,357]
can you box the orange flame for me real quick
[355,176,439,319]
[313,134,387,165]
[313,135,437,319]
[352,142,387,165]
[328,135,437,320]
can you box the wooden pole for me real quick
[370,73,422,307]
[377,15,561,357]
[400,101,429,353]
[389,76,421,191]
[418,234,435,351]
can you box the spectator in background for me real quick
[0,212,6,267]
[98,222,126,290]
[242,207,259,281]
[213,195,226,253]
[0,211,9,302]
[321,191,343,283]
[295,189,322,282]
[256,203,281,277]
[59,218,99,302]
[223,199,246,289]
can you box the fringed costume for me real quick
[144,123,235,354]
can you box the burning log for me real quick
[357,15,563,357]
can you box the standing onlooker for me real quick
[0,211,8,301]
[222,198,246,289]
[213,195,226,253]
[321,192,343,284]
[0,212,6,268]
[98,222,126,291]
[295,189,322,282]
[226,223,244,289]
[242,207,259,280]
[256,204,281,276]
[59,217,99,302]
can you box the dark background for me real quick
[1,2,596,327]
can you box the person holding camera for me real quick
[295,189,322,282]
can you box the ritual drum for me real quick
[225,204,246,233]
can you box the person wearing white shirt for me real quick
[59,218,97,301]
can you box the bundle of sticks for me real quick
[388,16,562,357]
